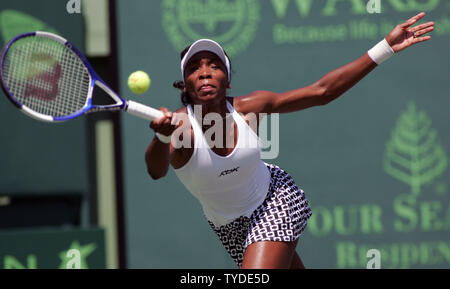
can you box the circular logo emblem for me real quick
[161,0,260,58]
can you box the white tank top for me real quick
[174,99,271,227]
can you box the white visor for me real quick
[180,39,231,82]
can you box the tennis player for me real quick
[145,12,434,269]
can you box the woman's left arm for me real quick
[235,12,434,115]
[317,12,434,105]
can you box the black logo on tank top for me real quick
[218,166,240,177]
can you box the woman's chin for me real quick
[195,93,221,103]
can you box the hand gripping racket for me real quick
[0,31,164,122]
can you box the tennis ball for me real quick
[128,70,151,94]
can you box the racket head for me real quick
[0,31,124,122]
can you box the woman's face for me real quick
[183,51,230,105]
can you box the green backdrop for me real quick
[119,0,450,269]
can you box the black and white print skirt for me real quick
[207,163,312,268]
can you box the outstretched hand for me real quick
[386,12,434,53]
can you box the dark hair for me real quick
[173,45,232,106]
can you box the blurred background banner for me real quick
[0,228,106,269]
[0,0,449,269]
[0,1,87,198]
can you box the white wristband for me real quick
[155,132,172,144]
[367,38,395,65]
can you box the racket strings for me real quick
[3,36,90,117]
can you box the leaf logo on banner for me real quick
[0,10,58,43]
[383,101,448,195]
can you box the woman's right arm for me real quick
[145,135,174,179]
[145,107,178,179]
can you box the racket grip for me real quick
[126,100,164,121]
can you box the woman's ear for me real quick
[227,82,232,89]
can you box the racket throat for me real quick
[89,81,126,113]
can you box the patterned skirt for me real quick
[207,163,312,268]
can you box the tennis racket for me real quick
[0,31,164,122]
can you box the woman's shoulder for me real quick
[175,106,188,113]
[174,106,191,130]
[170,105,194,169]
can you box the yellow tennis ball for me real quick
[128,70,151,94]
